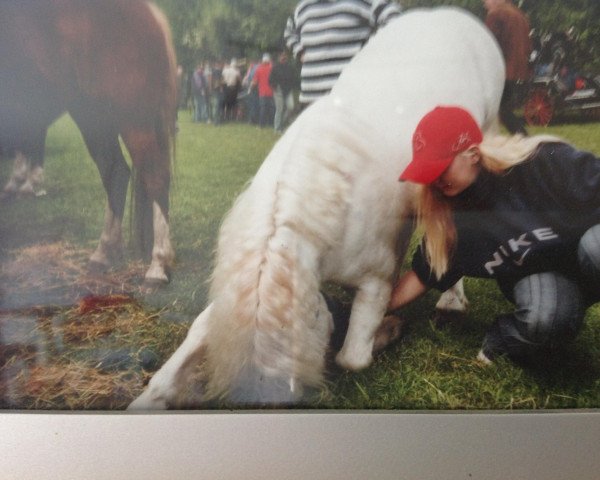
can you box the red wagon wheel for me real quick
[524,89,554,126]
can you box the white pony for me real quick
[129,7,505,408]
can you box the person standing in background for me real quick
[252,54,275,127]
[284,0,401,106]
[210,60,224,125]
[191,63,209,123]
[483,0,532,135]
[269,51,296,133]
[242,59,260,124]
[221,59,242,122]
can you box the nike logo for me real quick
[512,248,531,266]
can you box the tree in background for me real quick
[525,0,599,72]
[156,0,297,68]
[155,0,599,75]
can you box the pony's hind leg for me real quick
[122,129,174,286]
[128,303,214,410]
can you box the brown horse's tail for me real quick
[133,2,178,261]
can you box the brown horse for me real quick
[0,0,177,286]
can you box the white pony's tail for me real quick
[204,222,328,404]
[197,105,366,404]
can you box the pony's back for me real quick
[332,7,505,171]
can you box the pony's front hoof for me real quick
[372,314,406,354]
[335,348,373,372]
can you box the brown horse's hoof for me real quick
[141,277,169,294]
[0,191,14,201]
[0,189,33,201]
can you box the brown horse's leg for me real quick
[3,127,47,196]
[122,128,174,286]
[72,117,131,271]
[2,151,29,194]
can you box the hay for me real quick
[9,362,147,410]
[0,245,190,409]
[0,241,147,310]
[0,300,189,409]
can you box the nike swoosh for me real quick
[513,248,531,266]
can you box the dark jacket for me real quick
[412,142,600,300]
[269,61,297,96]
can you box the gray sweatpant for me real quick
[489,224,600,359]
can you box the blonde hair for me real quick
[416,133,562,279]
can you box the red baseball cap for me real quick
[399,106,483,184]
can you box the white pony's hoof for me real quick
[335,349,373,372]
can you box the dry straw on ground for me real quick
[0,242,187,409]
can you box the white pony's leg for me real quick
[143,201,174,284]
[128,303,213,410]
[89,202,124,271]
[335,277,392,371]
[435,278,469,313]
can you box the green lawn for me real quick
[1,111,599,409]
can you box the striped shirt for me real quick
[284,0,401,104]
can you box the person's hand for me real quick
[388,270,428,311]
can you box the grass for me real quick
[0,112,599,410]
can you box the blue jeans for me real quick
[259,96,274,128]
[486,224,600,359]
[273,88,294,132]
[194,94,208,122]
[245,89,259,124]
[211,92,224,124]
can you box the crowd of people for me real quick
[181,0,533,137]
[182,52,297,132]
[178,0,544,138]
[181,0,404,133]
